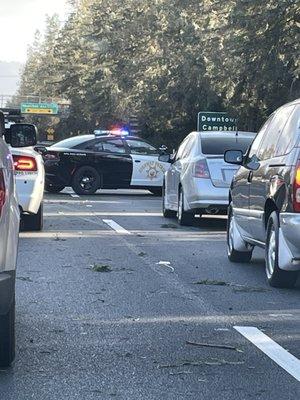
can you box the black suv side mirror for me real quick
[5,124,37,148]
[224,150,243,165]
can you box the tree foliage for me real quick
[17,0,299,146]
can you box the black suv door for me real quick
[248,105,296,241]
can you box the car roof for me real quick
[280,98,300,107]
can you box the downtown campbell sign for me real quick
[197,111,238,132]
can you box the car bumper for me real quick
[15,171,44,214]
[279,213,300,271]
[186,178,229,210]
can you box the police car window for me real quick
[258,105,295,160]
[52,136,92,148]
[126,139,157,155]
[101,139,126,153]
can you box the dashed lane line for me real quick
[102,219,131,235]
[234,326,300,382]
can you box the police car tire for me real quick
[72,166,100,195]
[0,296,15,368]
[45,184,65,193]
[22,203,43,232]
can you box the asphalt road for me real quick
[0,189,300,399]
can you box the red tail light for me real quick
[13,155,37,171]
[193,159,210,178]
[0,169,6,216]
[293,161,300,212]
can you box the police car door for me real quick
[91,138,132,188]
[126,139,169,187]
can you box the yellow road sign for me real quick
[24,108,55,115]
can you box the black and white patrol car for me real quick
[42,132,170,195]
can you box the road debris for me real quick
[193,280,228,286]
[161,223,178,229]
[17,276,33,282]
[193,280,270,293]
[158,358,244,369]
[156,261,174,272]
[90,264,112,273]
[186,341,243,353]
[138,252,147,257]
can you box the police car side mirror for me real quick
[9,124,37,148]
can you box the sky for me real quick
[0,0,69,63]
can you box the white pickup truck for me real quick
[0,114,38,367]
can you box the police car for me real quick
[43,130,170,195]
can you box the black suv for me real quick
[225,98,300,288]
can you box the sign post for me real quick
[21,102,59,115]
[197,111,237,132]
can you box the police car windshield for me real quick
[52,135,92,149]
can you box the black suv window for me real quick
[126,139,157,155]
[258,105,295,160]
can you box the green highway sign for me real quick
[21,102,59,115]
[197,111,237,132]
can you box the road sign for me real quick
[21,102,59,115]
[46,127,55,141]
[197,111,237,132]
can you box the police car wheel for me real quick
[45,184,65,194]
[0,295,15,368]
[72,166,100,195]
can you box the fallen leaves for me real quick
[90,264,112,273]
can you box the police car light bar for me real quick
[94,129,130,136]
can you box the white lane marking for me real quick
[234,326,300,382]
[102,219,131,235]
[70,193,80,198]
[269,314,293,318]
